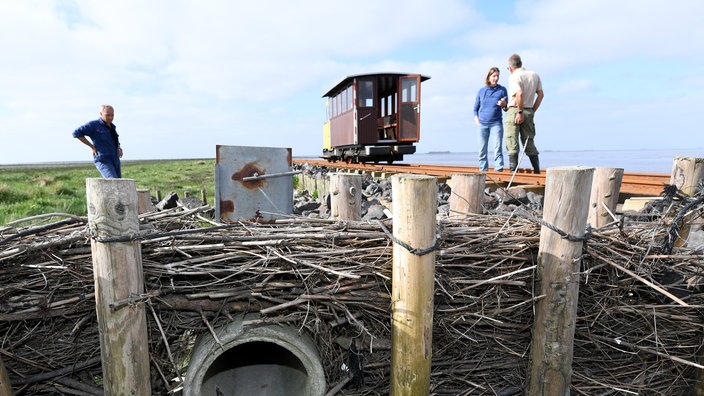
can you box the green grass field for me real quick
[0,159,216,226]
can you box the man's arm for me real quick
[513,89,525,124]
[533,89,544,112]
[76,136,97,156]
[515,89,524,110]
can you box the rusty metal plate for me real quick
[215,145,293,223]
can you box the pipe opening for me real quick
[201,341,309,395]
[184,317,326,396]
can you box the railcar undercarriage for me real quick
[322,144,415,164]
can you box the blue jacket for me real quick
[72,119,120,160]
[473,85,507,126]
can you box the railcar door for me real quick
[397,75,422,141]
[356,78,377,144]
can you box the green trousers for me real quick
[504,108,539,156]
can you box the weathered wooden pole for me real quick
[390,174,437,396]
[86,178,151,396]
[671,157,704,197]
[136,188,154,214]
[200,189,208,205]
[329,173,362,221]
[674,157,704,395]
[448,173,486,218]
[587,167,624,228]
[0,356,13,396]
[528,166,594,395]
[670,157,704,248]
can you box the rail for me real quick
[294,159,670,197]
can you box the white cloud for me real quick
[0,0,702,165]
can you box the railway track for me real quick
[294,159,671,197]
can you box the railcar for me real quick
[322,73,430,163]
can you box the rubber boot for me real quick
[509,154,518,172]
[529,155,540,174]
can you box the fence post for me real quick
[0,356,12,396]
[448,173,486,218]
[528,166,594,395]
[136,189,154,214]
[329,173,362,221]
[673,157,704,395]
[390,174,437,396]
[587,167,623,228]
[86,178,151,396]
[201,189,208,206]
[670,157,704,248]
[671,157,704,197]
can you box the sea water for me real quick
[401,148,704,174]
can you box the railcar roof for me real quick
[322,72,430,98]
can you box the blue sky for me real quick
[0,0,702,165]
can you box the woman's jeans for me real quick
[477,124,504,171]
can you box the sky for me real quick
[0,0,703,165]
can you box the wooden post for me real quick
[671,157,704,248]
[390,174,437,396]
[0,356,12,396]
[329,173,362,221]
[136,189,154,214]
[201,189,208,205]
[587,167,624,228]
[448,173,486,218]
[86,178,151,396]
[673,157,704,394]
[529,166,594,395]
[671,157,704,197]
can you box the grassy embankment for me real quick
[0,159,216,226]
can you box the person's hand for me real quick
[514,113,524,125]
[497,97,507,108]
[474,116,481,126]
[118,147,123,158]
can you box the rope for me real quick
[85,206,588,249]
[497,207,592,242]
[376,220,444,256]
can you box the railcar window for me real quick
[401,78,418,102]
[358,80,373,107]
[341,88,346,112]
[385,94,396,115]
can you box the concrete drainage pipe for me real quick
[183,315,326,396]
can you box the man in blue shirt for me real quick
[73,105,123,178]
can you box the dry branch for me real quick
[1,195,703,395]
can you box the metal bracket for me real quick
[242,170,302,181]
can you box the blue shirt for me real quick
[72,119,120,159]
[473,84,508,126]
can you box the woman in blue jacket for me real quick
[473,67,508,172]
